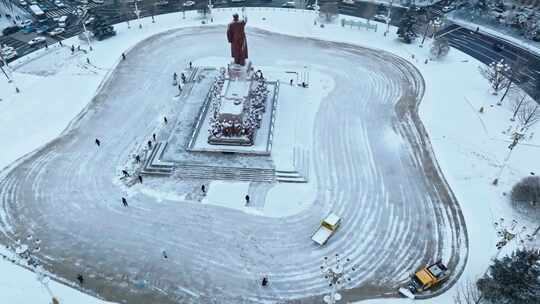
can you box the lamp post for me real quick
[134,0,142,28]
[320,254,356,304]
[81,10,93,51]
[385,0,393,36]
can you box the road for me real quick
[0,27,467,303]
[438,24,540,93]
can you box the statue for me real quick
[227,13,248,66]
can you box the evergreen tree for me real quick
[397,11,417,44]
[477,248,540,304]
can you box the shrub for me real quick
[511,176,540,206]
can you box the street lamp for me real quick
[320,254,356,304]
[385,0,393,36]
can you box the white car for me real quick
[48,27,65,36]
[1,45,16,54]
[442,6,451,12]
[19,0,28,5]
[92,0,104,4]
[281,1,295,8]
[342,0,354,4]
[1,50,17,60]
[84,16,95,25]
[182,1,195,6]
[373,14,390,23]
[20,20,32,27]
[28,36,47,45]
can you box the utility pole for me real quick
[385,0,393,36]
[134,0,142,28]
[81,10,93,51]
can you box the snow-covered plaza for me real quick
[0,7,539,304]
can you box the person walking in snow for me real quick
[178,84,182,93]
[163,116,168,124]
[135,154,140,163]
[122,170,130,178]
[162,250,168,259]
[152,133,156,141]
[122,53,126,60]
[245,194,250,205]
[71,45,75,54]
[147,140,152,149]
[121,197,128,207]
[201,184,206,194]
[86,58,90,64]
[138,175,143,183]
[189,61,193,69]
[77,274,84,285]
[181,73,186,84]
[95,138,101,147]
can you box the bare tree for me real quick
[517,102,540,131]
[479,59,510,95]
[511,93,530,121]
[319,1,338,23]
[453,280,484,304]
[498,58,526,105]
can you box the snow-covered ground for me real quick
[0,7,538,304]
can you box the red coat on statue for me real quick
[227,18,248,66]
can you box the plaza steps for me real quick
[174,164,276,183]
[275,170,308,183]
[141,142,174,176]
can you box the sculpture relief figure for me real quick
[227,13,248,66]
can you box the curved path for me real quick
[0,27,467,303]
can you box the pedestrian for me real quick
[289,79,293,86]
[178,84,182,93]
[77,45,80,51]
[163,116,168,124]
[121,197,128,207]
[122,170,130,177]
[147,140,152,149]
[201,184,206,193]
[71,45,75,53]
[245,194,250,204]
[95,138,101,146]
[152,133,156,141]
[138,175,143,183]
[173,72,177,81]
[181,73,186,84]
[77,274,84,285]
[475,26,479,33]
[189,61,192,69]
[262,276,268,286]
[45,43,48,49]
[86,58,90,64]
[59,40,63,47]
[162,250,168,259]
[135,154,141,163]
[122,53,126,60]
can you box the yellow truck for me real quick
[311,213,341,246]
[398,261,450,299]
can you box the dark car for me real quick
[2,26,21,36]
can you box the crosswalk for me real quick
[45,3,100,18]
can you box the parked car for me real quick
[281,1,295,8]
[182,0,195,6]
[48,27,65,36]
[28,36,47,45]
[442,6,451,12]
[35,25,49,34]
[55,0,66,7]
[19,0,28,5]
[21,26,35,34]
[20,20,32,27]
[373,14,390,23]
[92,0,104,3]
[2,26,21,36]
[1,49,17,60]
[342,0,354,4]
[84,16,95,25]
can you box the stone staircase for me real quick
[141,142,175,176]
[275,170,308,183]
[174,163,276,183]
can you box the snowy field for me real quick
[0,7,538,304]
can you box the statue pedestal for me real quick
[227,61,252,81]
